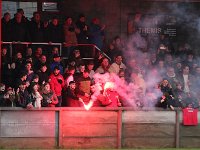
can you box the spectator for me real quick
[29,83,43,108]
[1,12,11,41]
[75,69,91,105]
[64,66,76,89]
[63,81,83,107]
[49,66,64,107]
[1,47,12,85]
[109,54,126,74]
[95,57,110,74]
[63,17,79,45]
[24,61,35,83]
[10,12,30,42]
[45,17,63,43]
[156,79,176,110]
[50,54,64,75]
[17,8,29,24]
[37,64,49,85]
[76,14,89,44]
[86,61,95,79]
[74,63,85,81]
[15,72,27,91]
[103,82,122,107]
[25,47,33,58]
[177,65,194,94]
[164,66,179,90]
[68,49,84,69]
[29,11,47,42]
[89,17,105,49]
[15,81,30,108]
[41,82,58,107]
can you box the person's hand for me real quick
[26,81,30,87]
[79,98,83,102]
[4,94,9,99]
[57,79,63,84]
[85,93,90,97]
[26,102,33,109]
[118,102,122,107]
[11,63,15,69]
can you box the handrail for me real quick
[1,42,111,61]
[63,43,111,61]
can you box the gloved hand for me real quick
[57,79,63,84]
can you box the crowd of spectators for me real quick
[1,9,200,110]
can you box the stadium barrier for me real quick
[0,107,199,149]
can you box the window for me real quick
[2,1,37,19]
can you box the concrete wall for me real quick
[0,107,199,149]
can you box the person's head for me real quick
[114,36,121,45]
[31,83,39,92]
[3,12,11,22]
[2,47,7,56]
[43,82,51,92]
[16,52,22,59]
[26,47,32,56]
[20,72,27,81]
[15,12,22,23]
[53,66,60,76]
[26,56,33,63]
[166,66,175,77]
[19,81,26,91]
[161,79,169,87]
[53,54,61,62]
[176,62,182,70]
[165,53,173,62]
[52,17,59,26]
[40,55,47,63]
[35,47,43,56]
[32,74,39,83]
[40,64,47,73]
[0,83,5,92]
[182,65,190,75]
[115,55,123,65]
[187,51,194,60]
[69,81,76,90]
[119,69,125,78]
[73,49,81,58]
[176,82,183,90]
[6,87,14,95]
[65,17,72,25]
[17,8,24,16]
[83,69,89,78]
[158,59,165,68]
[101,58,109,68]
[25,62,32,71]
[52,47,59,55]
[79,14,85,22]
[33,11,41,22]
[87,61,94,71]
[78,64,85,73]
[67,66,75,75]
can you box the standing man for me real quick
[49,66,64,107]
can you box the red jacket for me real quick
[49,73,64,96]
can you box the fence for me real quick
[0,107,199,149]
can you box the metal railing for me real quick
[1,42,111,61]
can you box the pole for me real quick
[117,109,122,149]
[175,109,180,148]
[0,0,2,82]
